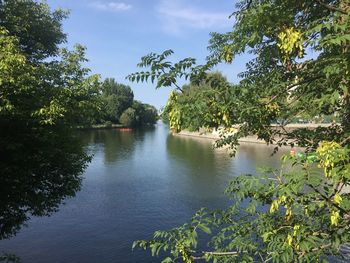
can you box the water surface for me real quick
[1,122,289,262]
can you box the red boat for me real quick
[119,128,132,132]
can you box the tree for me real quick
[163,72,233,132]
[0,0,100,241]
[101,78,134,123]
[130,0,350,262]
[120,107,137,127]
[0,0,67,61]
[141,103,158,126]
[119,101,158,127]
[131,101,158,127]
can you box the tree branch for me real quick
[173,83,184,93]
[263,75,321,107]
[306,183,348,214]
[315,0,348,15]
[160,68,184,93]
[340,135,350,146]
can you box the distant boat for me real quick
[119,128,132,132]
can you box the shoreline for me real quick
[175,130,268,144]
[77,124,126,130]
[173,123,335,146]
[173,130,307,150]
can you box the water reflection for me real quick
[0,128,87,241]
[0,123,291,263]
[167,134,290,177]
[80,127,157,165]
[167,134,218,173]
[233,143,291,175]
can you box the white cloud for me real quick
[90,1,132,12]
[156,0,230,35]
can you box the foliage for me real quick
[126,49,216,93]
[135,145,350,262]
[163,72,233,132]
[0,253,20,263]
[130,0,350,262]
[101,78,134,123]
[119,101,158,127]
[134,101,158,126]
[91,78,158,127]
[120,107,136,127]
[0,0,100,240]
[0,0,67,61]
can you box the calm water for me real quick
[1,122,289,262]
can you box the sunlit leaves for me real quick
[0,0,68,61]
[277,27,303,63]
[330,211,340,226]
[133,208,212,263]
[316,141,345,178]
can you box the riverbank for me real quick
[77,124,125,130]
[174,123,334,145]
[175,130,269,145]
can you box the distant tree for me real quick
[141,103,158,126]
[101,78,134,123]
[159,106,169,124]
[130,101,158,127]
[120,107,137,127]
[119,101,158,127]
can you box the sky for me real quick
[47,0,250,109]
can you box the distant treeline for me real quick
[86,78,158,128]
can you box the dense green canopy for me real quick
[0,0,100,240]
[0,0,67,61]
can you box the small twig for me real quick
[264,256,273,263]
[340,135,350,146]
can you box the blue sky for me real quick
[47,0,249,109]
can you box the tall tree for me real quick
[0,0,100,240]
[0,0,67,61]
[101,78,134,123]
[130,0,350,262]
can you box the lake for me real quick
[0,122,289,262]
